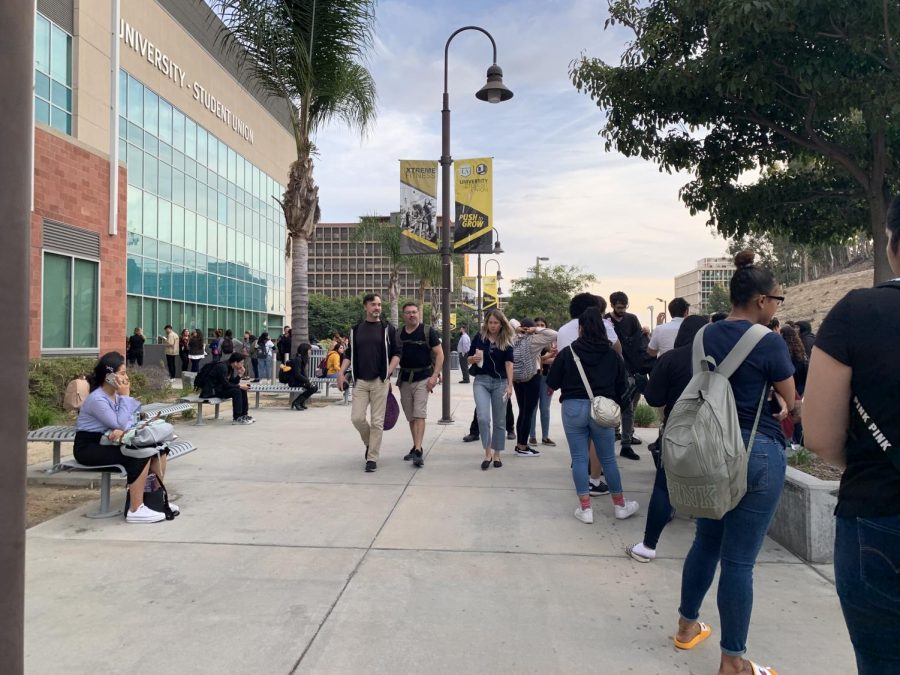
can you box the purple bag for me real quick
[383,385,399,431]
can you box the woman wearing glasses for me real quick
[672,250,797,675]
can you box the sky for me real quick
[309,0,729,324]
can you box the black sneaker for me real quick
[515,446,541,457]
[462,433,479,443]
[630,437,643,446]
[403,447,416,461]
[589,480,610,496]
[620,446,640,461]
[413,449,424,467]
[365,460,377,472]
[648,441,659,454]
[506,431,516,440]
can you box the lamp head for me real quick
[475,64,514,104]
[492,240,504,254]
[496,269,503,281]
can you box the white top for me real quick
[457,332,471,355]
[556,318,618,352]
[648,317,684,356]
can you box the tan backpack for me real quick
[63,376,89,412]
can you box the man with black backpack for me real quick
[195,353,254,425]
[221,329,235,358]
[607,292,651,460]
[337,294,401,473]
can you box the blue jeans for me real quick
[529,374,551,440]
[678,432,786,657]
[258,356,271,380]
[561,398,623,496]
[473,375,508,452]
[834,514,900,674]
[643,464,673,549]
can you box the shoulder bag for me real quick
[571,348,621,428]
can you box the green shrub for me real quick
[633,402,659,428]
[28,357,96,411]
[789,446,814,468]
[128,364,171,403]
[28,400,63,430]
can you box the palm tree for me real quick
[352,215,402,325]
[216,0,377,348]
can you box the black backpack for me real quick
[193,362,219,399]
[278,363,292,384]
[222,337,234,354]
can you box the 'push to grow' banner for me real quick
[453,157,492,253]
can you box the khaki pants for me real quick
[351,378,390,461]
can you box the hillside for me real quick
[778,265,874,330]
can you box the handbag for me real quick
[571,347,621,428]
[383,384,400,431]
[120,419,177,458]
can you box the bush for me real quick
[28,400,63,430]
[29,357,96,411]
[633,402,659,428]
[128,364,172,403]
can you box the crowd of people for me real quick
[87,195,900,674]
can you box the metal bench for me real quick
[57,439,197,518]
[177,394,229,425]
[248,380,337,408]
[27,402,194,471]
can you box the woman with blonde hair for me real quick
[466,309,515,470]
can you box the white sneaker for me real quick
[615,500,640,520]
[168,502,180,515]
[574,506,594,524]
[126,504,166,523]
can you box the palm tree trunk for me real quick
[389,267,400,326]
[291,232,310,344]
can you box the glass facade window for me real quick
[42,252,99,350]
[34,13,73,134]
[120,71,286,340]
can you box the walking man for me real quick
[457,325,471,384]
[337,294,401,473]
[163,325,179,379]
[607,292,648,460]
[397,303,443,468]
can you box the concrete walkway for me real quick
[26,385,854,674]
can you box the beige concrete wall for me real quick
[73,0,295,180]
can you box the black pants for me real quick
[128,352,144,367]
[469,400,514,436]
[165,354,177,378]
[251,358,259,379]
[460,364,470,383]
[513,374,542,446]
[74,431,152,484]
[223,387,249,419]
[180,353,189,372]
[190,358,201,372]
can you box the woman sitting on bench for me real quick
[74,352,177,524]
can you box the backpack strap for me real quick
[691,324,715,373]
[745,384,768,454]
[715,323,771,379]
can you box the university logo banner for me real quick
[483,275,498,310]
[399,160,438,254]
[459,275,498,311]
[453,158,492,253]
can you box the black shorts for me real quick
[73,431,167,484]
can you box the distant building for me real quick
[674,257,733,313]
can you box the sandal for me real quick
[673,621,712,650]
[748,661,778,675]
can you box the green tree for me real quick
[570,0,900,283]
[218,0,377,347]
[352,216,403,325]
[705,284,731,315]
[307,293,364,340]
[505,265,596,328]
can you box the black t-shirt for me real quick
[467,333,514,379]
[608,312,645,373]
[352,320,387,381]
[398,324,441,382]
[814,284,900,517]
[128,334,145,353]
[643,343,693,421]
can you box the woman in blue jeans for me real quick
[546,307,638,523]
[672,250,796,675]
[804,197,900,675]
[467,309,514,470]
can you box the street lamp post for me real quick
[647,305,654,332]
[535,255,549,275]
[656,298,668,323]
[475,227,504,325]
[440,26,513,424]
[482,257,502,321]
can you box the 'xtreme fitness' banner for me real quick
[454,157,493,254]
[399,160,438,254]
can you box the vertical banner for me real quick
[482,275,498,310]
[453,157,492,253]
[460,276,478,309]
[399,160,439,254]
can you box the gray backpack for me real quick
[662,323,769,519]
[512,334,536,382]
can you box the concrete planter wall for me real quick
[769,466,839,564]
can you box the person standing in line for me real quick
[626,314,709,563]
[511,318,558,457]
[547,307,638,523]
[557,293,621,496]
[188,329,205,372]
[163,325,179,378]
[467,308,515,470]
[256,331,274,382]
[648,297,690,357]
[245,332,260,382]
[672,251,796,675]
[277,326,292,365]
[397,302,443,468]
[337,293,401,473]
[529,317,557,447]
[796,320,816,358]
[210,329,223,363]
[803,196,900,675]
[457,325,472,384]
[607,292,649,461]
[127,327,145,367]
[179,329,191,373]
[221,329,235,359]
[779,324,808,445]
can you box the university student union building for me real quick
[30,0,295,359]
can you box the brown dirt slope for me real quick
[779,268,873,330]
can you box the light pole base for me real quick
[437,417,455,425]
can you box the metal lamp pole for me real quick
[439,26,513,424]
[656,297,667,323]
[475,228,504,327]
[647,305,654,332]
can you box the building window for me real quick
[42,252,98,350]
[34,13,72,135]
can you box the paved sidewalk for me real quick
[25,384,854,673]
